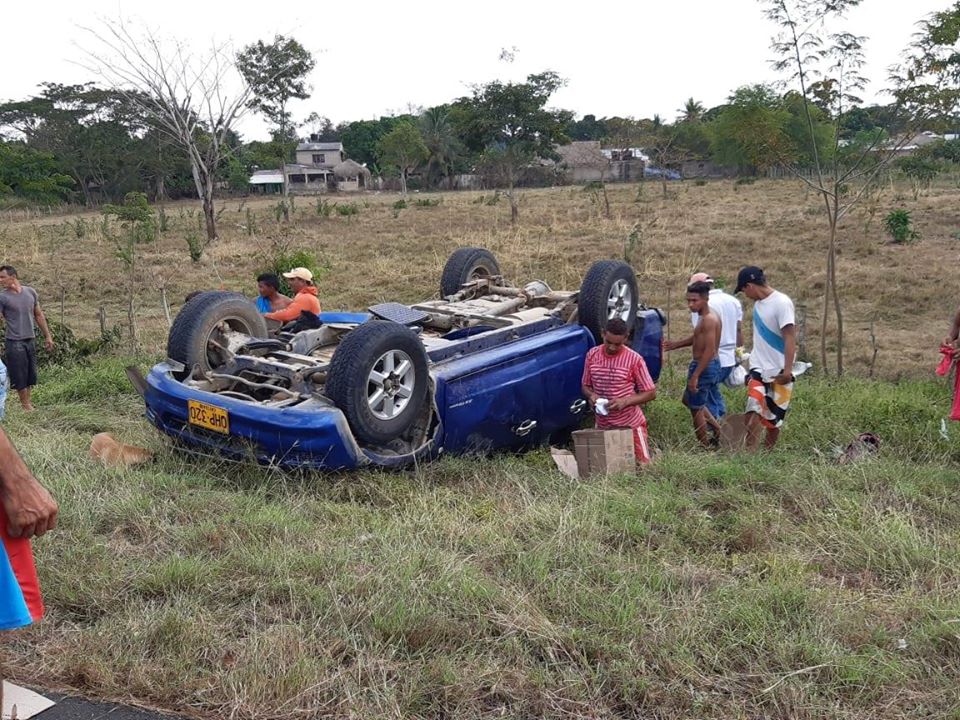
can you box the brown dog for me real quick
[89,433,154,467]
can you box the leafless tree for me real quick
[79,19,254,242]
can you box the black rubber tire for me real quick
[167,291,267,376]
[578,260,639,343]
[325,320,430,445]
[440,247,501,297]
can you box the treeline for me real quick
[1,73,957,207]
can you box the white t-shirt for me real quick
[750,290,795,377]
[691,288,743,368]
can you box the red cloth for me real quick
[939,345,960,421]
[936,343,955,376]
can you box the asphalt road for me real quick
[28,691,177,720]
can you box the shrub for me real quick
[336,203,359,217]
[883,209,920,244]
[735,176,756,186]
[1,321,120,369]
[258,246,327,296]
[694,178,708,187]
[185,230,204,263]
[415,198,441,207]
[315,198,334,217]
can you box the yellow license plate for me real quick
[187,400,230,434]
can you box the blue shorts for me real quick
[706,365,734,419]
[683,358,721,411]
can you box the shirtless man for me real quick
[679,280,722,447]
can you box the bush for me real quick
[259,247,326,296]
[0,321,120,369]
[336,203,359,217]
[735,176,756,186]
[185,230,204,263]
[694,178,708,186]
[315,198,334,217]
[883,209,920,244]
[415,198,441,207]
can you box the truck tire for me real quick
[440,247,501,297]
[325,320,429,445]
[578,260,639,343]
[167,291,267,376]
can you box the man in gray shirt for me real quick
[0,266,54,412]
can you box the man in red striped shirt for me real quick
[581,318,658,464]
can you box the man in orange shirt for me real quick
[264,267,321,324]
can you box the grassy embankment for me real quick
[0,357,956,719]
[0,178,958,717]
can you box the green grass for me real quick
[3,358,960,718]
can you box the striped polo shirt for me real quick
[581,344,656,429]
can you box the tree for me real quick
[459,71,572,222]
[81,20,258,242]
[765,0,933,376]
[0,83,153,204]
[892,1,960,130]
[0,141,73,204]
[236,35,315,143]
[341,116,415,170]
[568,113,608,140]
[301,112,338,141]
[376,122,428,195]
[709,85,796,172]
[678,97,705,123]
[419,106,462,188]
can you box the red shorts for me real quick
[632,424,652,465]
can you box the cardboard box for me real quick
[572,428,636,477]
[719,413,750,451]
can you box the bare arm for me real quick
[664,334,693,351]
[34,300,54,351]
[774,324,797,385]
[0,427,58,538]
[946,307,960,346]
[736,320,743,348]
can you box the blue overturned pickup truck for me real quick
[139,249,664,470]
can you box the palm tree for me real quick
[418,106,461,189]
[679,97,705,123]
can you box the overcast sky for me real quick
[1,0,949,140]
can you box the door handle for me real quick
[514,419,538,436]
[570,399,587,414]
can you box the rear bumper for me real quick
[144,365,363,470]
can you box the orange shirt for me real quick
[264,286,321,322]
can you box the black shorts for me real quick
[3,339,37,391]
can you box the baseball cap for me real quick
[688,272,713,284]
[282,267,313,282]
[734,266,765,293]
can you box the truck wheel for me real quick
[578,260,639,342]
[167,291,267,376]
[440,247,501,297]
[325,320,429,445]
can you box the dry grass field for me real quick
[1,176,958,377]
[1,180,960,719]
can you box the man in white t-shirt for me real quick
[734,266,796,451]
[665,272,743,419]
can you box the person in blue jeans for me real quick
[680,281,723,448]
